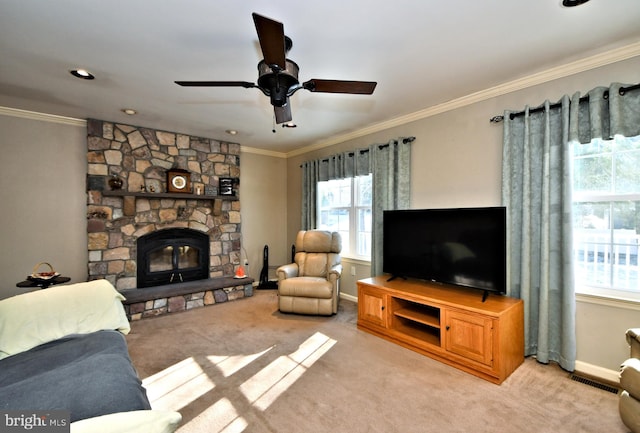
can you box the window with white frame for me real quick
[572,134,640,300]
[316,174,372,260]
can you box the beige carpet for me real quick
[126,290,628,433]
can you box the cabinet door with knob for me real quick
[444,309,494,366]
[357,285,388,328]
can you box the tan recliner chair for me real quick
[276,230,342,315]
[620,328,640,433]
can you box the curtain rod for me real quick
[489,83,640,123]
[300,136,416,167]
[349,136,415,157]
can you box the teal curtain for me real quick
[301,159,320,230]
[370,139,412,276]
[502,82,640,372]
[502,97,576,371]
[569,83,640,143]
[301,138,412,275]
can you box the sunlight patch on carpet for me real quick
[139,332,336,431]
[208,347,273,377]
[240,332,337,411]
[180,397,248,433]
[142,357,215,411]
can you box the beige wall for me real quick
[238,151,288,282]
[0,114,87,298]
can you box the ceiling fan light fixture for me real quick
[257,59,300,106]
[70,69,95,80]
[562,0,590,7]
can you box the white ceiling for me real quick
[1,0,639,154]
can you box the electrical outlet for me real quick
[350,265,356,276]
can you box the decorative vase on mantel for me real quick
[108,175,123,190]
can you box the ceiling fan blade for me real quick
[274,103,292,124]
[175,81,256,88]
[303,79,377,94]
[252,13,286,70]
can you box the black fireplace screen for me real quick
[137,228,209,288]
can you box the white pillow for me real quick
[0,279,130,359]
[70,410,182,433]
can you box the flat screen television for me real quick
[383,207,507,300]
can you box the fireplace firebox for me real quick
[137,228,210,288]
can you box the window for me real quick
[572,135,640,300]
[317,174,372,260]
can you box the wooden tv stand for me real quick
[357,276,524,384]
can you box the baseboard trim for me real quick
[341,292,358,303]
[574,360,620,385]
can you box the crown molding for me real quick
[0,105,285,159]
[0,105,290,159]
[240,145,287,159]
[3,41,639,160]
[287,41,640,158]
[0,106,86,127]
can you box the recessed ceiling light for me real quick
[282,123,297,128]
[70,69,95,80]
[225,129,238,135]
[562,0,590,7]
[122,108,137,115]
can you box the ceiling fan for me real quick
[175,13,377,124]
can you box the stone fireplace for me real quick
[86,119,252,319]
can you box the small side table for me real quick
[16,276,71,289]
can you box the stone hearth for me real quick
[121,276,253,321]
[85,119,247,315]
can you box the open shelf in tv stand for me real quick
[357,276,524,384]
